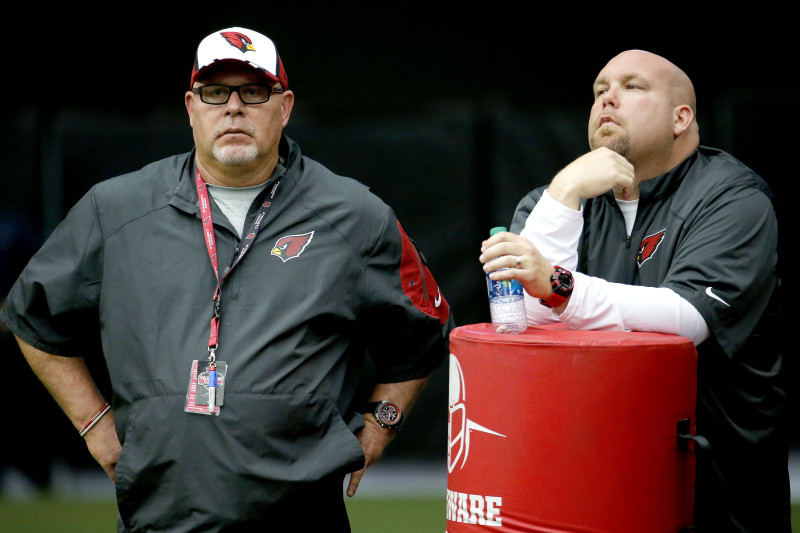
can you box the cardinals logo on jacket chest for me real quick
[637,229,666,267]
[271,232,314,262]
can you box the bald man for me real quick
[482,50,789,531]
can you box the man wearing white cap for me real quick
[0,27,453,532]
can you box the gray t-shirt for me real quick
[206,182,269,238]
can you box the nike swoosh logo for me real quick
[705,287,730,307]
[434,289,442,308]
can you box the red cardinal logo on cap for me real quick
[220,31,256,53]
[271,232,314,262]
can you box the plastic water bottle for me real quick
[486,226,527,334]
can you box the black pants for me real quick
[693,443,791,532]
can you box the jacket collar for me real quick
[168,136,301,217]
[636,148,700,202]
[168,150,200,215]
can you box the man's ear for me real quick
[185,91,195,128]
[280,90,295,128]
[673,104,694,137]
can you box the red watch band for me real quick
[539,266,574,308]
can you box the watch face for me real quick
[557,271,573,291]
[377,402,401,426]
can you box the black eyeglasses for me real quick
[191,84,285,105]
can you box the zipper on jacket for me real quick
[624,234,636,283]
[231,245,239,299]
[613,197,637,284]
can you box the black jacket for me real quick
[511,146,789,531]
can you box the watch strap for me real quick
[540,291,567,309]
[539,266,573,308]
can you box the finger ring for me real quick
[516,256,522,268]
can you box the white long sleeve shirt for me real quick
[520,190,710,345]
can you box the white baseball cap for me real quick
[190,27,288,89]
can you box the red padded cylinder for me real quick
[446,323,698,533]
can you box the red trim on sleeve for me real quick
[397,222,450,324]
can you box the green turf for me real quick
[0,498,119,533]
[0,497,797,532]
[0,497,446,533]
[346,496,446,532]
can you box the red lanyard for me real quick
[195,170,281,354]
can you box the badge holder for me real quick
[185,349,227,416]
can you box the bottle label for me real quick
[486,273,524,301]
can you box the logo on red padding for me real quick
[448,354,506,473]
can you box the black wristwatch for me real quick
[539,266,574,308]
[365,400,404,431]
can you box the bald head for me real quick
[622,50,696,115]
[589,49,700,181]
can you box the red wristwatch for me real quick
[539,266,574,308]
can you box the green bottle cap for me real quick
[490,226,507,236]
